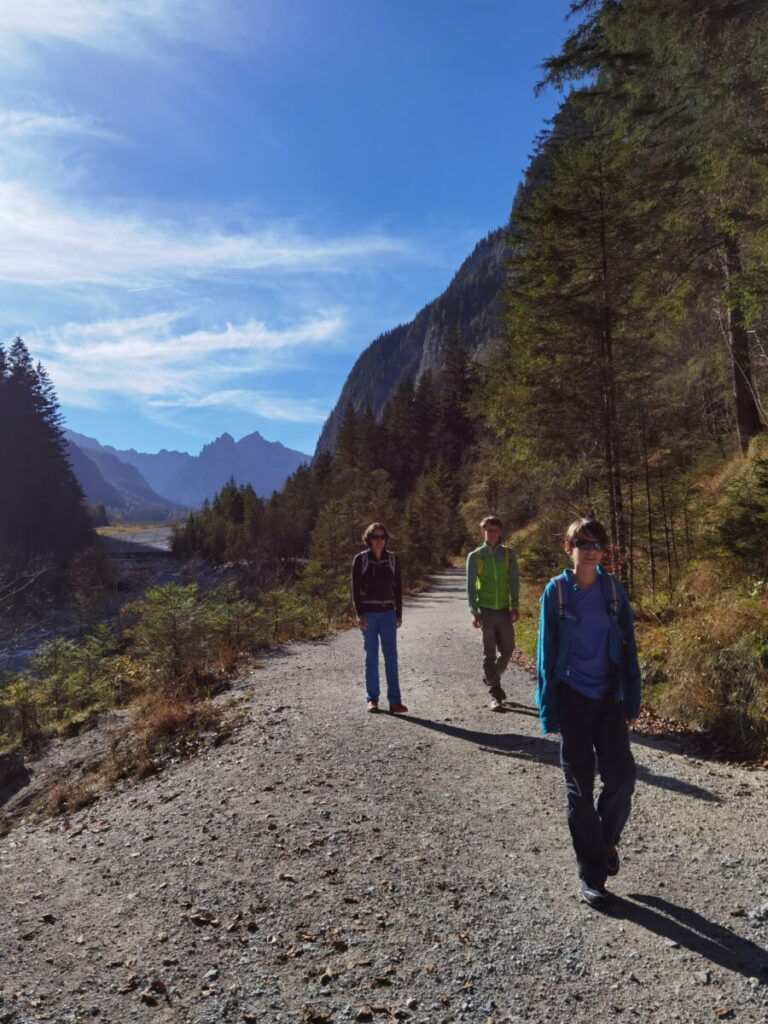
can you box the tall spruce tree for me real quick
[494,95,672,572]
[436,326,476,480]
[0,338,92,583]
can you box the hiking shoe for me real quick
[389,702,408,714]
[490,698,504,712]
[606,847,620,876]
[366,700,379,713]
[581,881,610,909]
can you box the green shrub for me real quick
[0,673,45,749]
[31,624,122,719]
[122,583,264,699]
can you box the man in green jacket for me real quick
[466,515,520,711]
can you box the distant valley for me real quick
[66,429,309,522]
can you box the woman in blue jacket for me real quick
[536,517,641,909]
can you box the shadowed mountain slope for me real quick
[315,225,510,456]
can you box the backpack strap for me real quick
[603,571,620,616]
[557,571,620,618]
[361,550,396,575]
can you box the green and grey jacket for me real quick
[466,543,519,615]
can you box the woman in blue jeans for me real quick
[351,523,408,714]
[536,517,641,908]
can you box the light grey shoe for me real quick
[490,698,504,712]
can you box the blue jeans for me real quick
[559,683,636,887]
[361,609,400,704]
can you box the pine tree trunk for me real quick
[641,409,656,596]
[659,473,673,590]
[598,185,627,582]
[627,475,635,596]
[723,234,763,452]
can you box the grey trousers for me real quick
[480,608,515,700]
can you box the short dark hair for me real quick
[362,522,389,547]
[480,515,503,530]
[565,517,609,548]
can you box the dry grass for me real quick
[43,777,99,815]
[659,582,768,756]
[9,696,230,832]
[95,523,175,537]
[104,696,223,782]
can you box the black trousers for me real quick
[559,683,636,887]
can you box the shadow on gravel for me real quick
[389,717,722,801]
[391,714,561,765]
[609,893,768,979]
[635,765,720,803]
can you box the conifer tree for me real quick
[381,377,418,497]
[335,403,360,470]
[0,338,92,584]
[494,96,671,572]
[540,0,768,451]
[436,326,476,478]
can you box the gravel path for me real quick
[3,568,768,1024]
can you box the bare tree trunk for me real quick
[627,475,635,596]
[659,473,673,590]
[682,500,692,564]
[641,408,656,596]
[598,184,627,582]
[723,234,763,452]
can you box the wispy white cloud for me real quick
[30,310,343,419]
[0,110,116,139]
[0,0,240,58]
[178,390,329,424]
[0,181,410,287]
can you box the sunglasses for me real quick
[571,539,605,551]
[370,534,387,540]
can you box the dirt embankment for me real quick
[2,569,768,1024]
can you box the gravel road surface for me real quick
[2,568,768,1024]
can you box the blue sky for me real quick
[0,0,574,457]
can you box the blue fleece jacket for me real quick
[536,566,641,734]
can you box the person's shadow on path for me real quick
[390,715,721,801]
[609,893,768,980]
[393,713,561,764]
